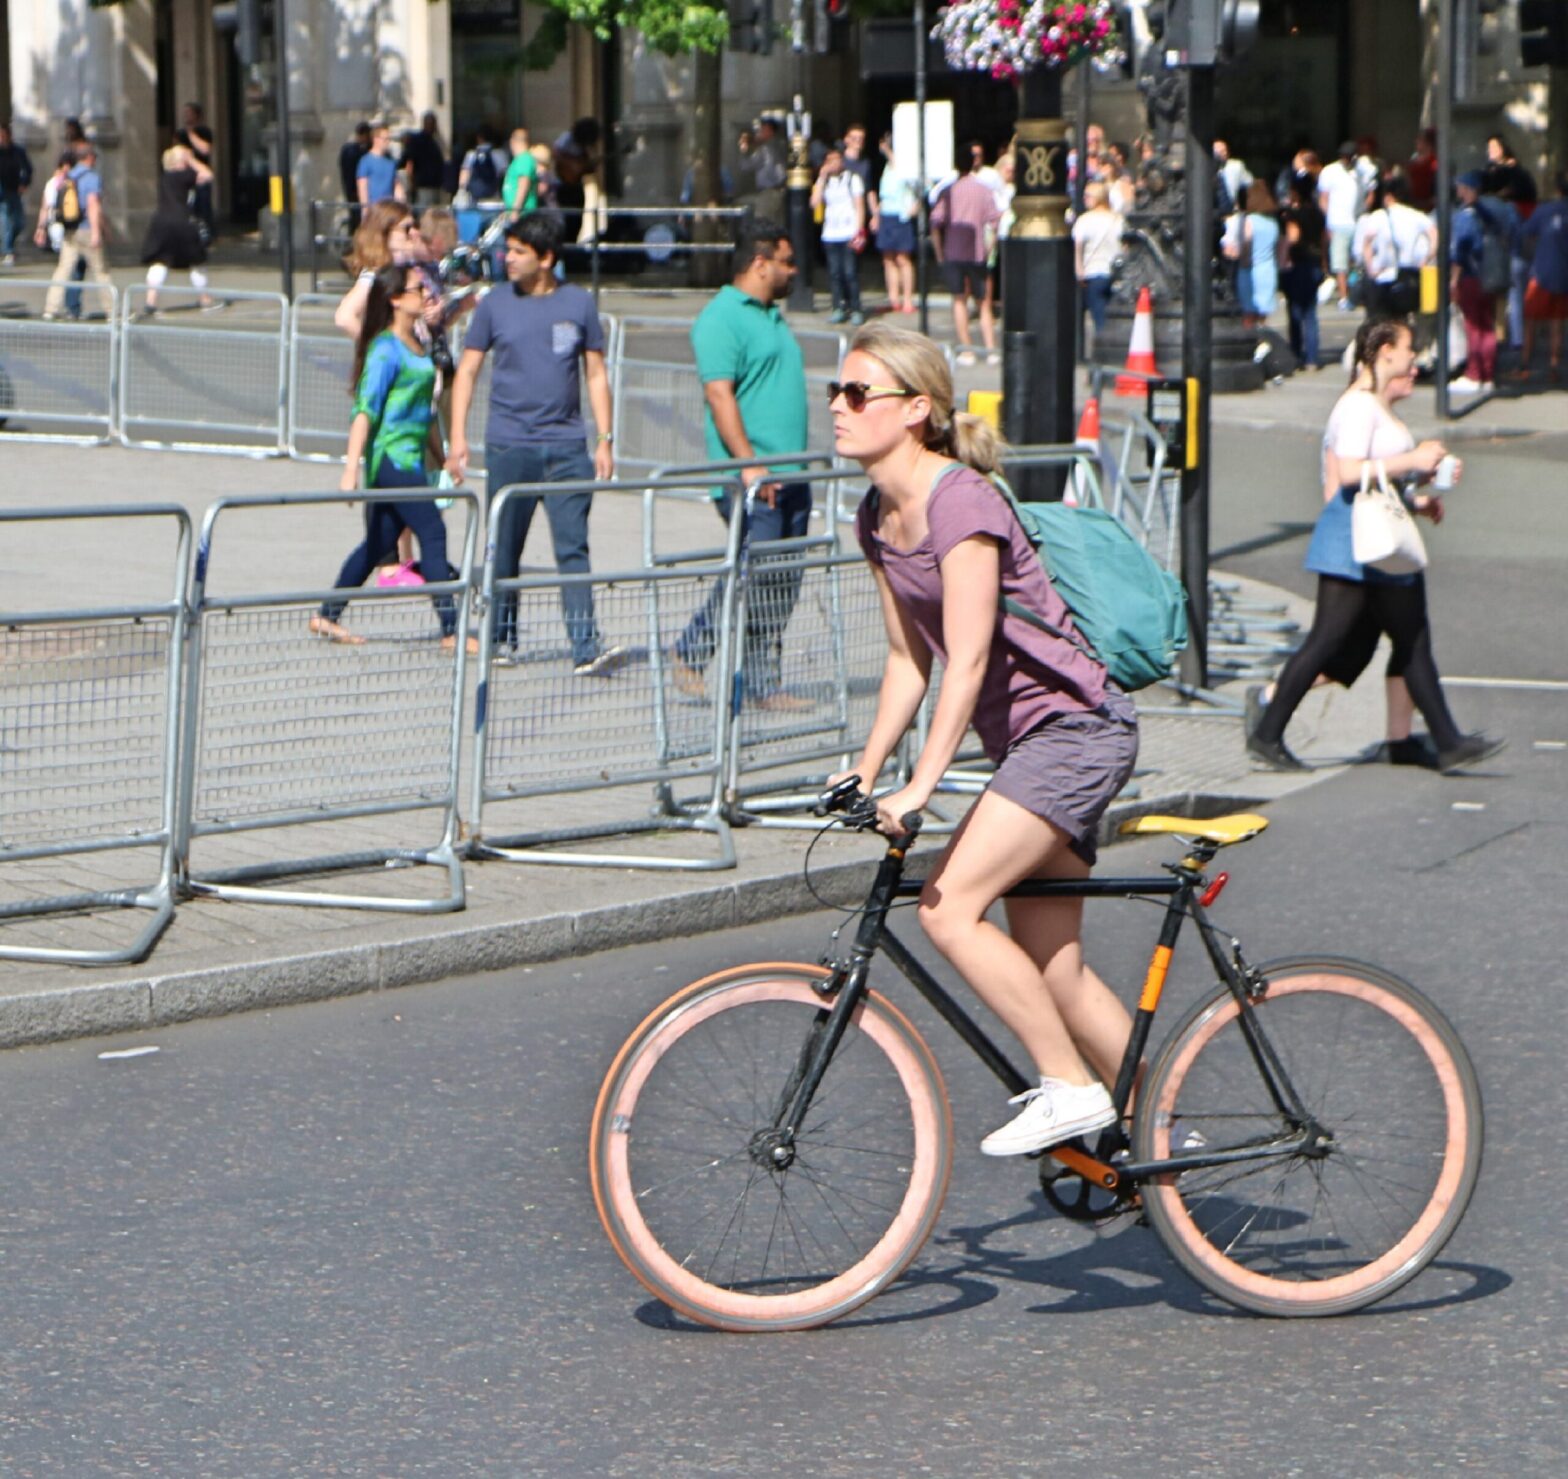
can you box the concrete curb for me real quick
[0,788,1264,1051]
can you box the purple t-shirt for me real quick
[855,464,1108,762]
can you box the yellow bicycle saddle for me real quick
[1118,813,1270,846]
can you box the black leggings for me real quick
[1255,574,1462,751]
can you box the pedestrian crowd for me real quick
[1066,122,1566,389]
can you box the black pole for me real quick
[1002,67,1075,500]
[1074,66,1091,365]
[1435,0,1454,419]
[1179,62,1213,688]
[274,0,295,302]
[786,90,815,313]
[915,0,930,336]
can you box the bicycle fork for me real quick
[754,841,913,1172]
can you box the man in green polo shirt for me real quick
[672,219,814,711]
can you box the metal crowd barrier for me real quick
[0,279,118,445]
[118,287,289,456]
[286,293,355,461]
[469,474,745,869]
[175,490,480,910]
[709,468,889,827]
[0,505,191,965]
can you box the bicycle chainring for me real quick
[1038,1157,1140,1223]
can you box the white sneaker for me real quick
[1,254,15,267]
[1450,376,1481,393]
[979,1077,1117,1157]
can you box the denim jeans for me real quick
[823,240,861,314]
[0,190,22,256]
[676,483,812,700]
[319,462,455,636]
[485,440,602,664]
[1287,298,1320,367]
[1081,275,1113,331]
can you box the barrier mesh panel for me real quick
[189,600,461,826]
[482,571,724,795]
[0,318,114,426]
[730,552,884,770]
[0,619,172,850]
[121,295,284,441]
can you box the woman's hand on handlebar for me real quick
[873,783,930,841]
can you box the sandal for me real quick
[308,615,365,645]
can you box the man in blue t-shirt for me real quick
[43,143,113,320]
[446,213,623,675]
[356,123,403,207]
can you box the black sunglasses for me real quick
[826,380,916,412]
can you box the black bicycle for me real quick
[590,781,1483,1331]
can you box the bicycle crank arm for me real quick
[1047,1144,1123,1190]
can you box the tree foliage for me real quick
[529,1,731,62]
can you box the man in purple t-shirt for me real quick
[929,155,1001,367]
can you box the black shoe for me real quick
[1385,736,1439,768]
[1437,732,1506,775]
[1246,731,1308,771]
[1243,684,1268,736]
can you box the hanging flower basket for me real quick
[934,1,1126,80]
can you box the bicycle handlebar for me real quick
[813,778,924,844]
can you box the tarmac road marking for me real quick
[1445,677,1568,692]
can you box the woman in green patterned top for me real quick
[311,263,471,650]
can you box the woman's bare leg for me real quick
[917,791,1107,1084]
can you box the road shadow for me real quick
[631,1190,1511,1333]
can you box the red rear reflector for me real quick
[1200,872,1229,907]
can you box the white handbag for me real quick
[1351,459,1428,575]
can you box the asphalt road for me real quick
[2,423,1564,1476]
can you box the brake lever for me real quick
[813,775,865,817]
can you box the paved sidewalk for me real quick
[0,434,1388,1047]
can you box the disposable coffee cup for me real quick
[1434,455,1457,491]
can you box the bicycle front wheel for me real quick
[1135,956,1482,1317]
[590,962,953,1332]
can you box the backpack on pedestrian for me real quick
[1477,208,1512,296]
[467,145,501,201]
[994,476,1190,691]
[54,173,83,231]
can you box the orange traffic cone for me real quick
[1066,396,1101,507]
[1116,287,1157,396]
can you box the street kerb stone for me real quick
[0,980,153,1050]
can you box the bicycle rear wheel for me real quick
[1134,956,1482,1317]
[590,963,953,1332]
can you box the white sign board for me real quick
[892,101,954,190]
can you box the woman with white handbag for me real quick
[1246,318,1504,775]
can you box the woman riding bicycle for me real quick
[832,323,1139,1157]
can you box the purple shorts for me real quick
[986,690,1139,865]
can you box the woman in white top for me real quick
[812,148,866,325]
[1071,182,1124,334]
[1246,318,1502,774]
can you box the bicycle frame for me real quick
[770,833,1323,1193]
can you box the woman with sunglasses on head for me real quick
[830,322,1139,1157]
[310,263,471,651]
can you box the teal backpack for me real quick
[992,475,1189,692]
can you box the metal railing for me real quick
[118,287,289,456]
[175,489,481,911]
[0,505,192,965]
[0,278,118,445]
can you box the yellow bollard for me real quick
[967,390,1002,432]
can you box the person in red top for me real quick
[929,155,1002,366]
[833,321,1140,1158]
[1406,128,1438,213]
